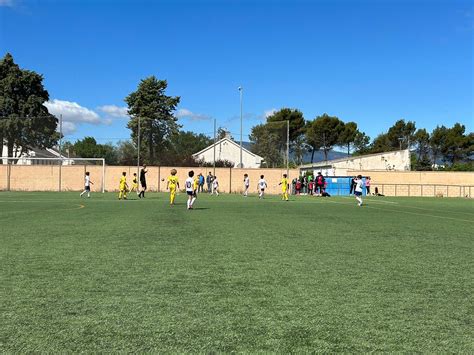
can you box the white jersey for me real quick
[258,179,267,190]
[244,177,250,187]
[355,179,363,193]
[85,175,90,187]
[185,177,194,192]
[213,179,219,188]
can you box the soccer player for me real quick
[354,174,364,206]
[138,165,147,198]
[279,173,289,201]
[119,172,128,200]
[185,170,197,209]
[130,173,139,196]
[243,173,250,197]
[80,172,93,198]
[258,175,267,199]
[212,176,219,196]
[166,169,180,206]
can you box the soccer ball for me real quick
[161,178,165,181]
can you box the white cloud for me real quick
[0,0,15,7]
[61,121,77,135]
[45,99,101,124]
[97,105,129,118]
[176,108,212,121]
[264,108,277,119]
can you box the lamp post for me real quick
[238,86,243,168]
[137,116,141,176]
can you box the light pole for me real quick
[238,86,243,168]
[137,116,141,175]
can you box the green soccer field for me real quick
[1,192,473,352]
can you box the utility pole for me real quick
[287,120,290,178]
[59,114,62,192]
[213,118,216,177]
[238,86,243,168]
[137,116,141,176]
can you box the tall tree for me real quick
[413,128,431,170]
[338,121,359,155]
[306,113,344,161]
[249,123,283,167]
[430,125,448,165]
[266,108,306,142]
[353,131,371,155]
[71,137,118,165]
[441,123,469,164]
[386,119,416,150]
[0,53,58,161]
[125,76,180,164]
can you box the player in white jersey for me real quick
[185,170,197,210]
[80,172,93,198]
[258,175,267,199]
[212,176,219,196]
[354,174,364,206]
[243,174,250,197]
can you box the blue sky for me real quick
[1,0,472,145]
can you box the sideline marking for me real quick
[322,199,474,224]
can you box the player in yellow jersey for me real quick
[279,173,289,201]
[166,169,180,206]
[119,172,128,200]
[129,173,139,196]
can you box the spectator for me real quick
[295,179,302,195]
[292,178,297,195]
[349,176,356,195]
[302,176,308,195]
[316,172,325,196]
[198,173,205,193]
[308,179,314,196]
[365,177,371,195]
[206,172,213,193]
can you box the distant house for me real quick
[193,134,263,168]
[300,149,411,176]
[1,143,73,165]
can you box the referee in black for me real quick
[139,164,148,198]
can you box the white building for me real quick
[300,149,410,176]
[193,137,263,168]
[1,143,74,165]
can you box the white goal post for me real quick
[1,157,106,193]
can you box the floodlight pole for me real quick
[213,118,216,177]
[287,119,290,178]
[238,86,243,168]
[59,114,62,192]
[137,116,141,176]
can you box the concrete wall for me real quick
[302,150,410,176]
[349,170,474,197]
[0,165,298,195]
[1,164,472,197]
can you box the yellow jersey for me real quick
[281,178,288,191]
[119,176,127,189]
[193,177,199,190]
[168,175,179,188]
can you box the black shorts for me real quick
[355,191,362,196]
[85,186,90,191]
[187,190,197,196]
[141,181,147,189]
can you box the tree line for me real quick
[1,53,473,170]
[251,109,473,170]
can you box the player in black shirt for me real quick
[138,165,148,198]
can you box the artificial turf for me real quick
[1,191,473,352]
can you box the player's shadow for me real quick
[192,207,210,210]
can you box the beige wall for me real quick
[349,170,474,197]
[0,165,297,195]
[1,164,473,197]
